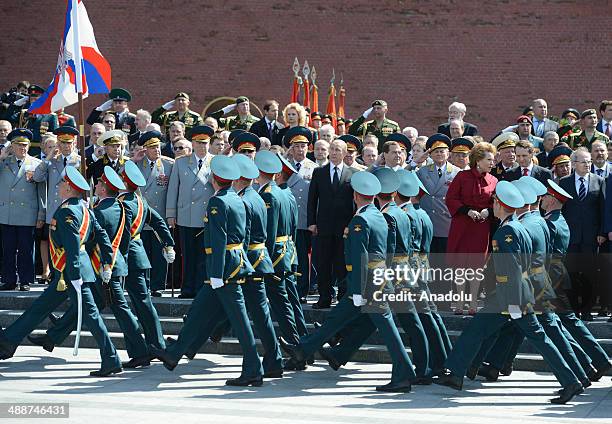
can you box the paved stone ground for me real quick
[0,347,610,424]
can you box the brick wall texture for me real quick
[2,0,611,139]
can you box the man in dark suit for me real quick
[595,100,612,137]
[506,140,552,183]
[247,100,283,146]
[307,139,355,308]
[437,102,478,137]
[559,147,607,321]
[536,131,560,169]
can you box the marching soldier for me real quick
[562,109,610,150]
[152,92,203,138]
[86,88,137,136]
[0,129,46,291]
[349,100,400,152]
[118,161,176,349]
[133,131,174,296]
[166,125,215,298]
[254,151,303,366]
[6,84,58,157]
[0,167,122,377]
[86,129,130,185]
[152,155,265,387]
[434,181,583,405]
[280,171,417,393]
[542,180,612,381]
[207,96,259,131]
[29,167,151,370]
[32,126,81,226]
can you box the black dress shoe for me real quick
[283,358,307,371]
[278,337,305,362]
[19,284,30,291]
[210,325,226,343]
[312,301,331,310]
[556,379,591,395]
[0,335,17,359]
[27,334,55,352]
[581,313,594,322]
[590,361,612,382]
[149,345,178,371]
[225,376,263,387]
[433,371,463,390]
[185,350,197,360]
[0,284,17,291]
[166,336,177,345]
[313,321,340,347]
[477,364,499,382]
[608,316,612,323]
[263,369,283,378]
[178,293,195,299]
[182,314,187,323]
[411,376,433,385]
[89,366,122,377]
[550,382,583,404]
[318,347,341,371]
[151,290,162,297]
[376,380,412,393]
[122,356,151,369]
[499,363,513,376]
[47,313,60,326]
[466,366,479,380]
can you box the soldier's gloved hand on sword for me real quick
[162,246,176,263]
[101,265,112,284]
[210,278,224,289]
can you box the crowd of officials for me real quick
[0,81,610,404]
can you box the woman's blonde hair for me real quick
[469,142,497,168]
[282,102,307,126]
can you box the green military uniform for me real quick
[562,129,609,150]
[348,100,400,152]
[0,169,121,375]
[208,96,260,131]
[151,92,203,138]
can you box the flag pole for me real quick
[78,93,86,176]
[71,0,86,176]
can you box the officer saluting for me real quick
[86,88,137,136]
[152,155,264,387]
[118,161,175,350]
[349,100,400,152]
[152,92,203,138]
[86,129,129,185]
[208,96,259,131]
[435,181,583,405]
[0,167,122,376]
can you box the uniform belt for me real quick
[550,258,563,264]
[206,243,244,255]
[392,255,409,263]
[496,271,528,283]
[368,260,385,269]
[530,266,545,274]
[248,243,266,250]
[275,235,290,242]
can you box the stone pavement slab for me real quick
[0,347,610,424]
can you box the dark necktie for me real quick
[333,166,339,189]
[578,177,586,201]
[522,168,529,176]
[295,162,301,172]
[150,160,155,170]
[63,157,67,168]
[112,161,117,169]
[606,123,611,138]
[268,121,274,140]
[596,168,603,177]
[17,159,22,168]
[437,167,442,178]
[198,158,203,170]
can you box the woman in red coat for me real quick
[445,142,498,314]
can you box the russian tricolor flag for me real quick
[29,0,111,115]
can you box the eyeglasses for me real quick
[173,146,186,151]
[572,160,592,164]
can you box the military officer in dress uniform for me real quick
[283,127,317,300]
[133,131,174,296]
[232,131,260,159]
[0,129,45,291]
[542,180,612,381]
[166,125,215,298]
[119,161,175,349]
[385,133,412,170]
[490,132,519,181]
[562,109,610,150]
[548,146,573,181]
[0,167,122,377]
[29,167,152,369]
[280,171,417,393]
[349,100,400,152]
[340,134,367,170]
[254,151,303,367]
[32,126,81,226]
[86,88,137,136]
[86,129,130,185]
[151,155,265,387]
[207,96,259,131]
[434,181,583,405]
[6,85,58,157]
[449,137,474,170]
[152,92,203,138]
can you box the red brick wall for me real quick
[2,0,611,139]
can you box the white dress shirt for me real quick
[575,172,590,196]
[329,161,344,184]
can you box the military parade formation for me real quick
[0,84,611,406]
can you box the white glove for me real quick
[162,100,175,110]
[14,96,29,107]
[508,305,522,319]
[222,103,237,114]
[70,278,83,291]
[101,267,112,284]
[210,277,224,289]
[362,107,373,119]
[96,99,113,111]
[353,294,367,307]
[162,247,176,263]
[480,209,489,220]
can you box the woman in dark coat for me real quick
[445,142,498,314]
